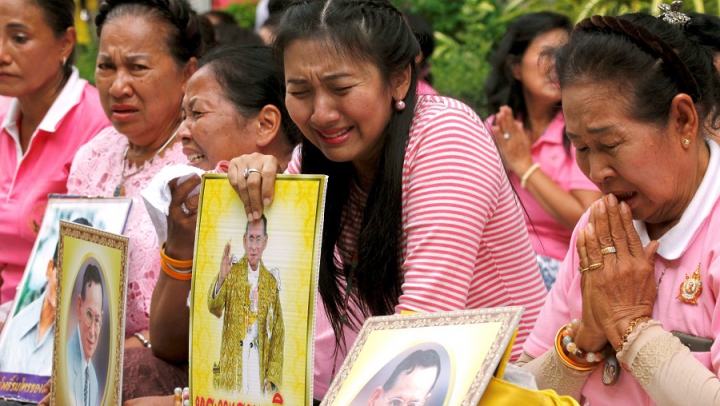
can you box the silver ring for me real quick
[180,202,191,215]
[503,132,510,140]
[243,168,261,179]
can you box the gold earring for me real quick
[683,138,690,147]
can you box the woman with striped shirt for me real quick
[227,0,547,399]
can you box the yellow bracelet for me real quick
[520,163,541,189]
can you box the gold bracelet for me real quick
[520,163,541,189]
[616,316,651,353]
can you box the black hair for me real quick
[685,13,720,55]
[52,218,93,265]
[245,213,268,235]
[212,23,264,46]
[404,11,434,84]
[80,264,104,307]
[556,13,720,132]
[485,11,571,119]
[382,350,441,394]
[274,0,420,351]
[201,10,236,25]
[198,45,300,145]
[96,0,208,66]
[31,0,76,78]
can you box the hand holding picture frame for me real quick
[51,221,129,406]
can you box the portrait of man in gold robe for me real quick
[208,214,284,395]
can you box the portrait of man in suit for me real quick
[66,263,104,406]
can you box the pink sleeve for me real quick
[284,144,302,175]
[568,147,598,192]
[523,212,589,357]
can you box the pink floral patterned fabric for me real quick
[67,127,186,337]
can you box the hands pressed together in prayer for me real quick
[491,106,535,177]
[572,193,660,356]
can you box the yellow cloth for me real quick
[479,377,580,406]
[207,256,284,392]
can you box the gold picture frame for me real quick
[51,221,129,406]
[189,174,327,406]
[322,307,524,406]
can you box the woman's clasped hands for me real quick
[573,194,660,356]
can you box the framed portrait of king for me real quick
[322,307,524,406]
[190,174,327,406]
[0,196,131,403]
[51,221,129,406]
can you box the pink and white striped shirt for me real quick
[288,95,547,398]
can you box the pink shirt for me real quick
[0,69,109,303]
[288,95,548,399]
[487,112,597,260]
[67,127,187,336]
[524,140,720,406]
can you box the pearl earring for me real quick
[683,138,690,147]
[61,56,67,66]
[394,99,406,111]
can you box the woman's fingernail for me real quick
[598,200,606,213]
[620,201,629,214]
[264,198,271,205]
[253,211,260,220]
[247,213,254,222]
[607,193,617,207]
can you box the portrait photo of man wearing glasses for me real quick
[66,263,104,406]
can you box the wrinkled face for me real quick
[563,83,689,224]
[376,367,437,406]
[0,0,71,98]
[178,66,256,171]
[284,38,395,171]
[77,281,103,361]
[95,15,188,146]
[243,220,267,270]
[512,28,568,105]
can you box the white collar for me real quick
[634,139,720,259]
[2,67,85,157]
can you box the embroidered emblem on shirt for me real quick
[677,264,702,305]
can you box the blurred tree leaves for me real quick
[394,0,717,115]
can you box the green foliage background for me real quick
[76,0,718,116]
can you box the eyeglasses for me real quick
[84,308,102,330]
[384,394,426,406]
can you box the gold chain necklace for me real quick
[113,132,176,197]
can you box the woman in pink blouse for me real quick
[520,11,720,406]
[484,12,601,290]
[66,0,209,343]
[227,0,547,400]
[0,0,109,305]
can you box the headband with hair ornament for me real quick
[576,14,701,102]
[658,1,691,26]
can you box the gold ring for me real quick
[588,262,604,271]
[600,246,617,255]
[578,266,590,274]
